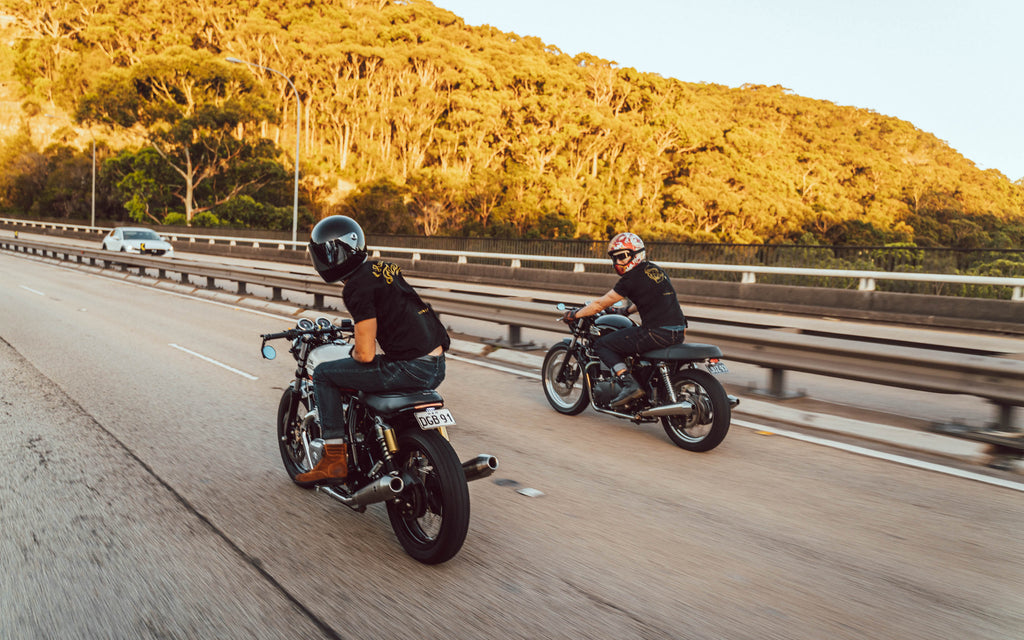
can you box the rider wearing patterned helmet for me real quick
[562,232,688,407]
[607,232,646,276]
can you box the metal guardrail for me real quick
[4,236,1023,441]
[4,217,1022,299]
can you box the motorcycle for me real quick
[541,304,738,452]
[260,316,497,564]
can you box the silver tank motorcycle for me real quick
[260,316,497,564]
[542,304,737,452]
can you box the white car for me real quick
[101,227,175,257]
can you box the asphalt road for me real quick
[1,250,1022,639]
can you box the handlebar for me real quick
[260,320,354,342]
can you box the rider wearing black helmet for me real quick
[300,215,450,484]
[562,232,687,407]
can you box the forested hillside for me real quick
[1,0,1023,249]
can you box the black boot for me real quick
[610,373,644,407]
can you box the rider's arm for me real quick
[573,290,624,319]
[352,318,378,362]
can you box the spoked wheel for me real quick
[541,343,589,415]
[387,429,470,564]
[661,369,730,452]
[276,389,320,488]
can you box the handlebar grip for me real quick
[261,331,293,340]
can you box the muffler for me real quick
[635,401,694,419]
[462,454,499,482]
[317,475,404,511]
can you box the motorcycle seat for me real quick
[362,388,444,415]
[641,342,723,362]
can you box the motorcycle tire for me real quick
[660,368,730,452]
[387,429,471,564]
[541,343,589,415]
[276,388,319,488]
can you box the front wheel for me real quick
[660,369,730,452]
[276,388,319,488]
[541,343,589,415]
[387,429,470,564]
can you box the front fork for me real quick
[286,378,322,469]
[554,336,581,384]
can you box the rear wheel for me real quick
[660,369,730,452]
[387,429,470,564]
[276,388,319,488]
[541,343,589,415]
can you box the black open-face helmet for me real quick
[309,215,367,282]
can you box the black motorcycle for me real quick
[541,304,737,452]
[260,317,497,564]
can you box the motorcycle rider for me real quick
[561,232,687,407]
[298,215,450,484]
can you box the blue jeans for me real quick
[312,355,446,439]
[594,326,685,374]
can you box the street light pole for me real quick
[227,57,301,247]
[91,139,96,228]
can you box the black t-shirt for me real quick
[613,261,687,329]
[342,260,449,360]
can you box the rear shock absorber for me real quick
[374,416,398,461]
[657,362,678,404]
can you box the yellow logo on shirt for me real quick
[645,265,665,283]
[372,262,401,284]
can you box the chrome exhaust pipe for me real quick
[317,475,404,511]
[728,394,740,408]
[463,454,499,482]
[636,401,694,419]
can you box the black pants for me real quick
[594,326,685,374]
[312,354,445,439]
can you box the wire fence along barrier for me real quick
[3,217,1022,301]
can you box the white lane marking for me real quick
[447,353,542,379]
[168,343,258,380]
[50,262,299,322]
[733,419,1024,493]
[446,355,1023,492]
[42,260,1020,491]
[20,285,45,296]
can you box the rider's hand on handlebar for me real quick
[561,309,576,324]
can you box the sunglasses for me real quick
[609,250,634,262]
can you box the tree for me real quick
[2,0,1021,243]
[77,47,282,224]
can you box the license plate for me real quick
[414,408,456,430]
[707,361,729,374]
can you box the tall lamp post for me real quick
[226,57,301,247]
[89,139,96,228]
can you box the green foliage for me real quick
[190,211,222,227]
[76,46,285,224]
[107,147,180,224]
[212,195,296,231]
[339,178,416,235]
[0,126,45,214]
[969,259,1024,278]
[1,0,1022,245]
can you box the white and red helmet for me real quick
[607,232,646,275]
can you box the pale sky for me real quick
[434,0,1024,181]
